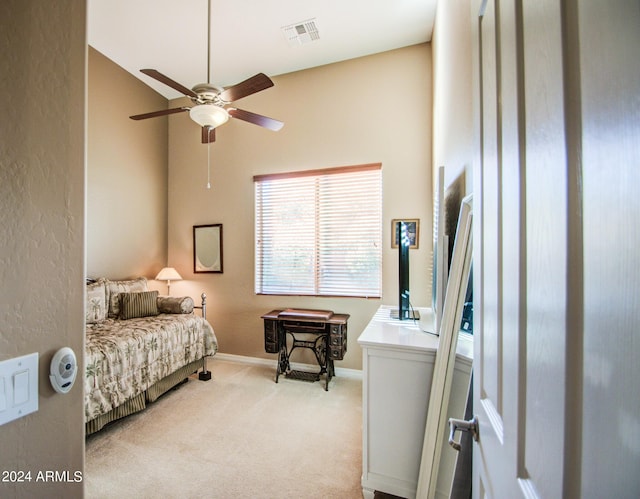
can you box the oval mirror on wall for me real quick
[193,224,223,273]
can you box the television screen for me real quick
[433,168,468,333]
[392,221,419,320]
[432,167,447,331]
[399,221,410,319]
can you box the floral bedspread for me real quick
[85,313,217,423]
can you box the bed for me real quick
[84,277,218,435]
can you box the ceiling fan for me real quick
[129,0,283,144]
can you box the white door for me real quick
[471,0,640,497]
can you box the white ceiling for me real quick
[88,0,438,100]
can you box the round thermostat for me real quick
[49,347,77,394]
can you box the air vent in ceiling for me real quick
[281,19,320,46]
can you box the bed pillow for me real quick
[106,277,148,318]
[119,291,159,320]
[86,278,107,324]
[157,295,195,314]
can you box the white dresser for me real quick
[357,306,473,499]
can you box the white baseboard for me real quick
[213,352,362,381]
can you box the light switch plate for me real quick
[0,376,7,412]
[0,352,38,426]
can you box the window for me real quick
[254,164,382,297]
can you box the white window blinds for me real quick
[254,164,382,297]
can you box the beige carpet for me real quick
[85,359,363,498]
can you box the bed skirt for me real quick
[85,358,205,436]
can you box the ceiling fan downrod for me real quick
[207,0,211,84]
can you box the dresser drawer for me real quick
[329,345,346,360]
[263,320,280,353]
[282,320,327,333]
[329,335,343,347]
[328,323,347,360]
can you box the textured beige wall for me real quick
[167,45,433,370]
[87,47,169,281]
[432,0,473,193]
[0,1,86,497]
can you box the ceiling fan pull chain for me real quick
[207,140,211,189]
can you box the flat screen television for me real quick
[432,167,470,334]
[432,167,447,332]
[391,221,420,320]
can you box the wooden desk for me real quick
[261,309,349,391]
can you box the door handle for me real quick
[448,415,479,451]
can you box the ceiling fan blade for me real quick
[140,69,198,98]
[129,107,190,120]
[202,126,216,144]
[218,73,274,102]
[228,108,284,131]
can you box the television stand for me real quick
[358,305,473,498]
[390,309,421,320]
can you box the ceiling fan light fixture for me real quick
[189,104,229,128]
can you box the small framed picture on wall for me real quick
[391,219,419,249]
[193,224,223,273]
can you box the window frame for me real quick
[254,163,382,298]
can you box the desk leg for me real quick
[276,344,289,383]
[325,358,334,391]
[314,335,331,391]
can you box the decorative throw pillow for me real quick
[118,291,159,320]
[157,296,195,314]
[86,278,107,324]
[106,277,148,318]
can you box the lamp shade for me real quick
[189,104,229,128]
[155,267,182,281]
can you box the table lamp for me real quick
[155,267,182,295]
